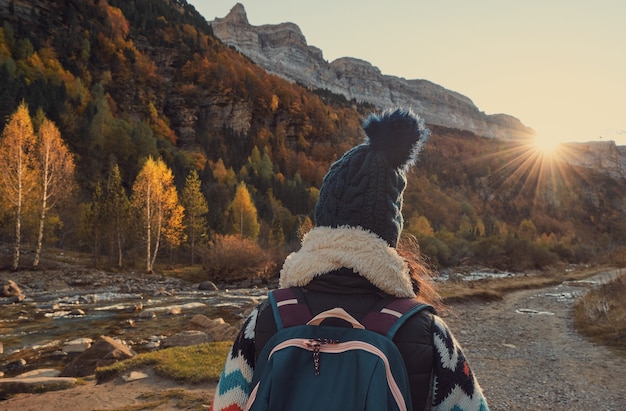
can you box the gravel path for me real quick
[443,271,626,411]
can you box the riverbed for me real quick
[0,268,266,374]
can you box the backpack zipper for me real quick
[305,338,339,375]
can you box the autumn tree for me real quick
[245,146,274,192]
[182,169,208,264]
[99,0,130,44]
[410,215,434,237]
[131,157,184,273]
[81,183,106,266]
[229,182,260,241]
[32,117,75,269]
[0,102,37,270]
[518,218,538,242]
[297,215,314,241]
[104,164,131,268]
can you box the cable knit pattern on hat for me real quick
[314,108,429,247]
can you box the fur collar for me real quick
[279,226,415,298]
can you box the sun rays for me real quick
[463,136,597,211]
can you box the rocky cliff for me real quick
[210,3,535,141]
[560,141,626,179]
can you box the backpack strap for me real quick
[268,287,313,330]
[361,298,435,339]
[269,287,434,338]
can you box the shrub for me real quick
[574,274,626,356]
[201,234,275,282]
[473,236,508,269]
[418,236,450,267]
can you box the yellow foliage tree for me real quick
[230,182,260,241]
[33,117,76,269]
[131,157,184,273]
[0,102,37,270]
[182,169,208,264]
[408,215,434,237]
[518,218,538,242]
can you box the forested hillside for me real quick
[1,0,625,278]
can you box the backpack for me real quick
[245,287,434,411]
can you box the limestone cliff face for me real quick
[210,3,535,140]
[560,141,626,179]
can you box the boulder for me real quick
[1,279,22,297]
[68,308,86,316]
[162,330,212,348]
[60,336,135,377]
[62,337,93,354]
[190,315,239,341]
[122,371,149,382]
[2,359,27,373]
[168,306,182,315]
[15,368,62,378]
[198,280,218,291]
[189,314,214,328]
[0,376,77,399]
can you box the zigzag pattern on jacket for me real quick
[212,308,259,411]
[432,316,489,411]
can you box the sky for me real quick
[189,0,626,146]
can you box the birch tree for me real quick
[182,169,208,265]
[131,157,184,273]
[0,102,37,270]
[33,118,75,269]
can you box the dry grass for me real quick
[161,264,207,283]
[438,265,609,303]
[574,274,626,357]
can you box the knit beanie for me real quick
[314,108,430,248]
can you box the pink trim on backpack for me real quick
[250,338,408,411]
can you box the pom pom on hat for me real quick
[363,108,429,171]
[315,108,429,247]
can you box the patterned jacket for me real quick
[212,226,489,411]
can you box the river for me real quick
[1,269,267,373]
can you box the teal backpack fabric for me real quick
[245,287,434,411]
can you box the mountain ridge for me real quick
[210,3,535,141]
[209,3,626,178]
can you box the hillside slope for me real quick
[210,3,535,141]
[1,0,626,269]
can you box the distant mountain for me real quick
[210,3,535,141]
[210,3,626,178]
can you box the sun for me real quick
[532,136,562,157]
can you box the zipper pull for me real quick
[307,338,338,376]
